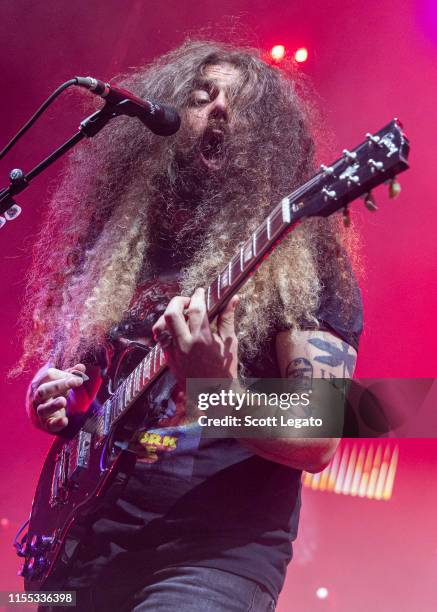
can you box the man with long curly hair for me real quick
[23,41,362,611]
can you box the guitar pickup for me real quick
[67,431,92,481]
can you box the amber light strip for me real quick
[303,441,399,501]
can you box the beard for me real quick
[145,117,256,269]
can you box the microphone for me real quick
[74,76,180,136]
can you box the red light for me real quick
[271,45,286,62]
[294,47,308,63]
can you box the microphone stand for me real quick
[0,101,131,220]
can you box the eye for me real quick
[190,90,211,106]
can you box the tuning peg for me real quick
[388,177,401,198]
[322,187,337,200]
[363,192,378,211]
[342,207,351,227]
[366,133,381,145]
[4,203,22,220]
[343,149,357,161]
[0,216,5,229]
[367,159,384,172]
[320,164,334,175]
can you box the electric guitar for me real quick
[16,119,409,590]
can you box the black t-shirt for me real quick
[67,273,363,601]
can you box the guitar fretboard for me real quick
[102,193,300,433]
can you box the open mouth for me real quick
[199,128,226,170]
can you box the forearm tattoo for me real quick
[285,357,313,392]
[308,336,357,378]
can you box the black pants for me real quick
[39,565,276,612]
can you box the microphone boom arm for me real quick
[0,101,144,218]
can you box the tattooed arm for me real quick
[239,329,357,473]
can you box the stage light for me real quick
[271,45,286,62]
[303,441,399,500]
[294,47,308,63]
[316,587,329,600]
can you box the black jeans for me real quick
[40,566,276,612]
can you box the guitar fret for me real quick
[131,372,136,396]
[115,387,123,417]
[126,377,132,404]
[140,362,145,387]
[252,229,257,257]
[138,360,144,388]
[121,383,127,412]
[134,366,139,395]
[216,275,221,299]
[153,346,158,374]
[149,348,155,376]
[228,260,232,286]
[240,246,244,272]
[122,383,128,410]
[267,214,271,240]
[109,398,115,424]
[144,355,151,382]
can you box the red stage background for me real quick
[0,1,436,610]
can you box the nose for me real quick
[208,91,229,123]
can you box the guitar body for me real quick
[23,433,131,590]
[17,119,410,590]
[22,357,156,590]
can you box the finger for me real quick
[152,315,166,339]
[66,363,86,373]
[34,375,84,405]
[66,363,89,381]
[152,316,175,352]
[155,330,174,351]
[217,295,240,342]
[45,413,69,433]
[164,296,191,344]
[36,396,67,419]
[187,288,209,336]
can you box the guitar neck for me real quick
[104,184,305,428]
[104,118,410,429]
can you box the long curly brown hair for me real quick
[15,39,359,374]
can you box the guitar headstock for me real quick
[289,119,410,225]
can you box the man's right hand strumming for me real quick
[26,363,97,434]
